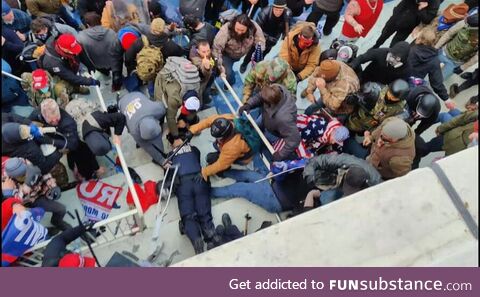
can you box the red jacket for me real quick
[1,197,22,231]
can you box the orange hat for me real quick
[318,60,340,81]
[56,34,82,55]
[59,253,96,267]
[442,3,470,24]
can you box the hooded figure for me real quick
[350,41,412,85]
[118,92,167,166]
[242,58,297,102]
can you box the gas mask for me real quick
[386,52,403,68]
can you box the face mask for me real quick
[36,33,48,41]
[298,35,314,50]
[386,52,403,68]
[39,86,50,94]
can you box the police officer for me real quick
[165,140,220,254]
[400,85,440,136]
[118,92,167,167]
[347,79,410,134]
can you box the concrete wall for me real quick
[175,147,479,267]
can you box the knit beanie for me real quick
[118,27,140,50]
[382,118,408,140]
[318,60,340,81]
[2,1,12,17]
[139,117,162,140]
[5,158,27,178]
[151,18,165,34]
[182,90,200,111]
[273,0,287,8]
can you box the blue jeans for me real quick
[222,55,240,86]
[210,169,282,213]
[58,6,81,30]
[438,49,462,80]
[319,188,343,205]
[436,108,462,124]
[343,137,369,159]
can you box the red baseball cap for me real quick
[58,253,96,268]
[56,34,82,55]
[120,32,138,51]
[31,69,49,90]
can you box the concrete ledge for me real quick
[175,148,479,267]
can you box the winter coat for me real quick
[408,44,448,101]
[187,22,217,48]
[29,108,79,152]
[404,85,440,135]
[388,0,440,30]
[39,38,96,87]
[303,153,383,188]
[1,27,24,72]
[242,59,297,102]
[1,113,62,174]
[346,86,406,133]
[77,0,107,18]
[287,0,308,16]
[124,31,183,74]
[2,8,31,33]
[2,60,30,112]
[437,110,478,156]
[367,117,416,179]
[189,114,252,179]
[77,25,124,75]
[189,46,216,99]
[256,5,293,40]
[26,0,62,17]
[306,61,360,114]
[350,42,412,85]
[101,0,140,32]
[436,19,479,71]
[81,111,126,139]
[314,0,344,12]
[213,20,266,67]
[179,0,207,19]
[279,22,321,80]
[247,84,301,160]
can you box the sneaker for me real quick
[460,72,473,80]
[221,213,232,228]
[239,63,248,74]
[449,83,459,98]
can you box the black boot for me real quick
[239,63,248,74]
[222,213,232,228]
[460,72,473,80]
[193,238,204,254]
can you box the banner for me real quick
[1,208,48,266]
[76,180,123,222]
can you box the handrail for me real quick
[2,70,24,82]
[220,77,276,154]
[89,72,145,225]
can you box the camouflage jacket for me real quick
[20,72,70,108]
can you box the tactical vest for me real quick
[65,98,102,142]
[160,56,200,99]
[446,26,478,63]
[171,144,202,176]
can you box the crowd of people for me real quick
[2,0,479,266]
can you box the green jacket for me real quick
[242,60,297,102]
[346,87,406,133]
[437,110,478,156]
[20,72,70,108]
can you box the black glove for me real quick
[238,104,251,115]
[184,130,194,141]
[112,72,123,91]
[272,151,282,161]
[90,78,101,86]
[46,186,61,200]
[453,66,463,75]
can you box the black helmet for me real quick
[361,82,383,110]
[320,48,338,62]
[416,93,438,118]
[388,79,410,101]
[210,118,234,138]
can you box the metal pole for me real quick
[248,4,255,18]
[220,76,275,154]
[215,79,271,169]
[89,72,145,223]
[2,70,24,82]
[254,165,306,183]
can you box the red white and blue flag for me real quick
[76,180,123,222]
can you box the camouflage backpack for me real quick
[136,35,164,82]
